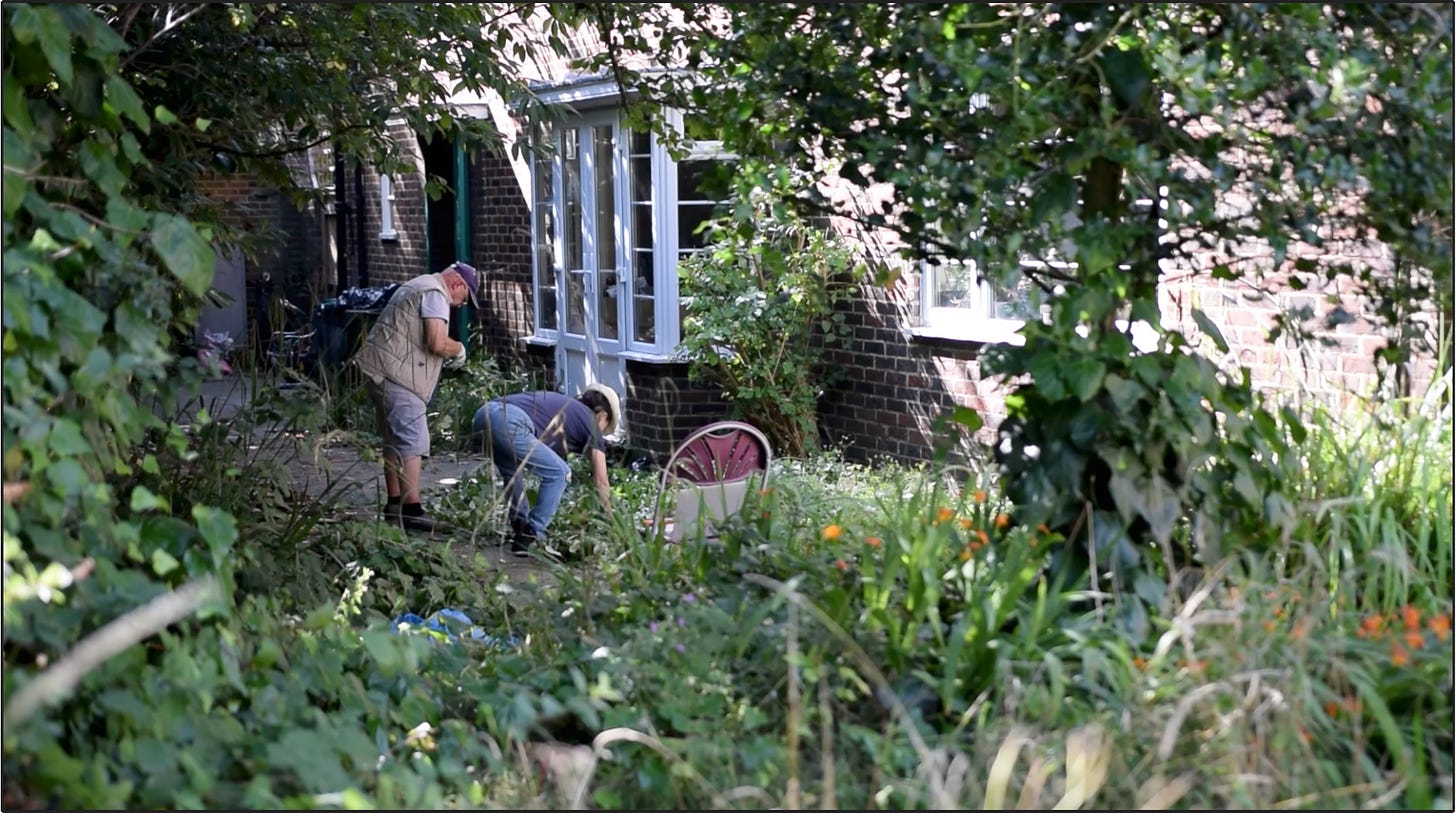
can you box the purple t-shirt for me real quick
[499,391,605,460]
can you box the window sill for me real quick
[906,321,1026,346]
[518,338,681,364]
[378,231,398,242]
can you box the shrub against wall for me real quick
[678,179,860,456]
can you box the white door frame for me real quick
[551,113,629,434]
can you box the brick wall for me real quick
[471,146,536,369]
[819,276,999,464]
[1160,235,1439,408]
[624,361,733,459]
[349,123,431,287]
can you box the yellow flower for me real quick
[821,524,842,541]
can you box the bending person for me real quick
[474,385,619,556]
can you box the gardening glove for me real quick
[443,344,467,370]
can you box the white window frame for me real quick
[528,107,734,361]
[378,173,398,241]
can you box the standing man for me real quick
[354,261,480,532]
[473,385,619,556]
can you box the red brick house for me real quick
[205,15,1439,464]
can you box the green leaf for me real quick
[361,629,405,675]
[34,6,74,85]
[2,128,35,219]
[129,485,169,513]
[1062,357,1107,402]
[153,105,180,125]
[79,141,128,199]
[2,70,37,138]
[192,505,237,563]
[8,5,42,44]
[105,76,151,133]
[1101,47,1150,109]
[47,418,90,456]
[1190,308,1229,354]
[265,728,352,793]
[149,214,215,296]
[946,406,983,433]
[151,548,181,576]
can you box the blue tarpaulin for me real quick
[390,608,520,650]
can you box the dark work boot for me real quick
[400,503,439,534]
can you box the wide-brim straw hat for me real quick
[584,383,621,436]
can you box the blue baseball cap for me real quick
[450,262,480,307]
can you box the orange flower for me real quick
[834,558,849,572]
[1404,630,1425,650]
[865,536,882,549]
[959,517,974,531]
[973,490,988,504]
[1391,642,1410,667]
[959,546,972,562]
[1429,614,1451,641]
[821,524,842,541]
[994,513,1010,530]
[1401,605,1421,631]
[1357,615,1384,638]
[935,506,955,524]
[975,529,990,546]
[1262,620,1278,632]
[1036,523,1050,535]
[1324,701,1340,718]
[1291,619,1309,641]
[1132,656,1148,670]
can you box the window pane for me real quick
[632,203,653,250]
[598,271,619,340]
[629,129,650,156]
[539,288,558,331]
[594,126,616,272]
[532,137,556,333]
[933,261,980,311]
[634,296,655,343]
[678,203,719,249]
[563,129,583,270]
[633,249,654,293]
[566,271,586,335]
[631,156,652,204]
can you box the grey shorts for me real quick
[367,380,430,458]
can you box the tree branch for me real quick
[120,4,211,70]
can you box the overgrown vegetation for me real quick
[4,3,1452,811]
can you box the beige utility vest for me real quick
[353,275,448,401]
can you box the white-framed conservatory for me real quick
[527,92,731,414]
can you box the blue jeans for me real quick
[475,401,569,537]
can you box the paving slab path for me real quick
[181,377,559,588]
